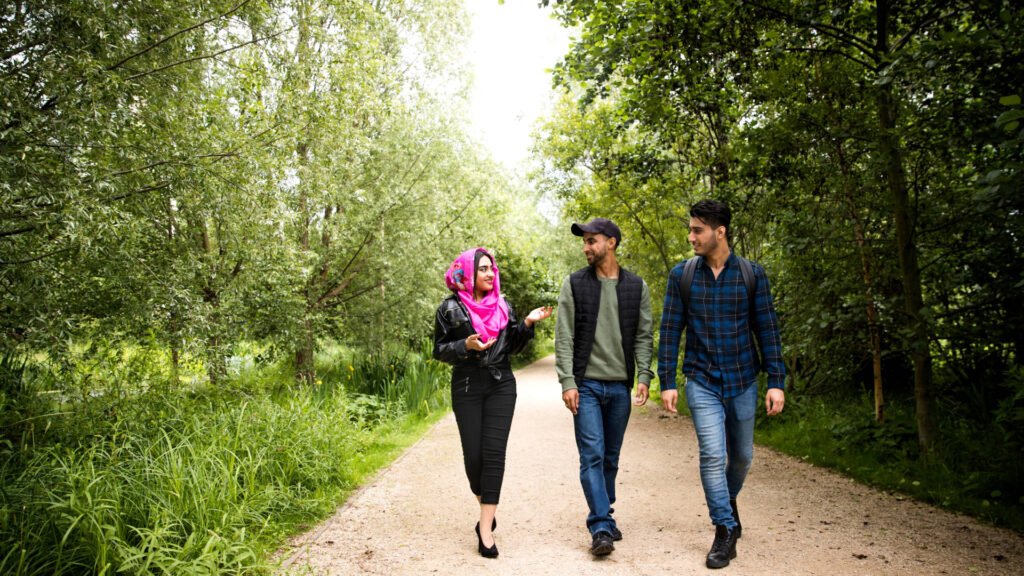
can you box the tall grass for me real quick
[324,338,450,419]
[0,342,452,575]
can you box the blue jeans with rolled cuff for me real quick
[573,378,631,536]
[685,377,757,530]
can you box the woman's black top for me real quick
[433,295,535,376]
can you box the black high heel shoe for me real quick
[475,522,499,558]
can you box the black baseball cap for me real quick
[571,217,622,245]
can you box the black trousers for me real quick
[451,365,517,505]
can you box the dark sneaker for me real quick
[730,498,742,539]
[609,525,623,541]
[591,531,615,556]
[607,508,621,540]
[706,525,738,569]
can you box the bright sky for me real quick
[465,1,572,170]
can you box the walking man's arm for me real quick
[554,277,580,415]
[633,281,655,406]
[752,265,785,416]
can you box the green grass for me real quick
[754,386,1024,533]
[0,344,452,575]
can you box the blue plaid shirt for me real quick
[657,253,785,397]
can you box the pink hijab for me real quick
[444,247,509,342]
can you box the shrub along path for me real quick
[278,356,1023,575]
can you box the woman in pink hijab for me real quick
[433,247,552,558]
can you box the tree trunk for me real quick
[875,0,937,456]
[206,334,226,386]
[171,342,180,389]
[192,216,227,386]
[295,317,315,385]
[852,214,885,422]
[293,3,316,386]
[203,286,226,385]
[168,197,179,390]
[835,139,885,422]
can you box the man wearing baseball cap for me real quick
[554,217,654,556]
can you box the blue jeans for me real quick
[573,378,631,536]
[685,378,757,530]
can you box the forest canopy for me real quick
[0,0,562,392]
[537,0,1023,458]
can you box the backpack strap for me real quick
[680,256,700,327]
[680,256,700,305]
[736,256,762,364]
[736,256,756,322]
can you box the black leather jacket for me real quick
[433,295,535,374]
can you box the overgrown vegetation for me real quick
[755,365,1024,531]
[0,1,567,571]
[0,344,451,575]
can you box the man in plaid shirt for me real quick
[657,199,786,569]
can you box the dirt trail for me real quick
[278,356,1024,575]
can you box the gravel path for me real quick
[278,355,1024,575]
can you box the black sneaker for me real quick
[591,531,615,556]
[608,525,623,541]
[705,525,738,569]
[607,508,621,540]
[730,498,742,539]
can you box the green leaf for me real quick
[995,109,1024,128]
[999,95,1021,106]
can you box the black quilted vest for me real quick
[569,266,643,387]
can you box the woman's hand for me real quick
[525,305,553,327]
[465,334,496,352]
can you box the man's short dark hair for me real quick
[690,200,732,240]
